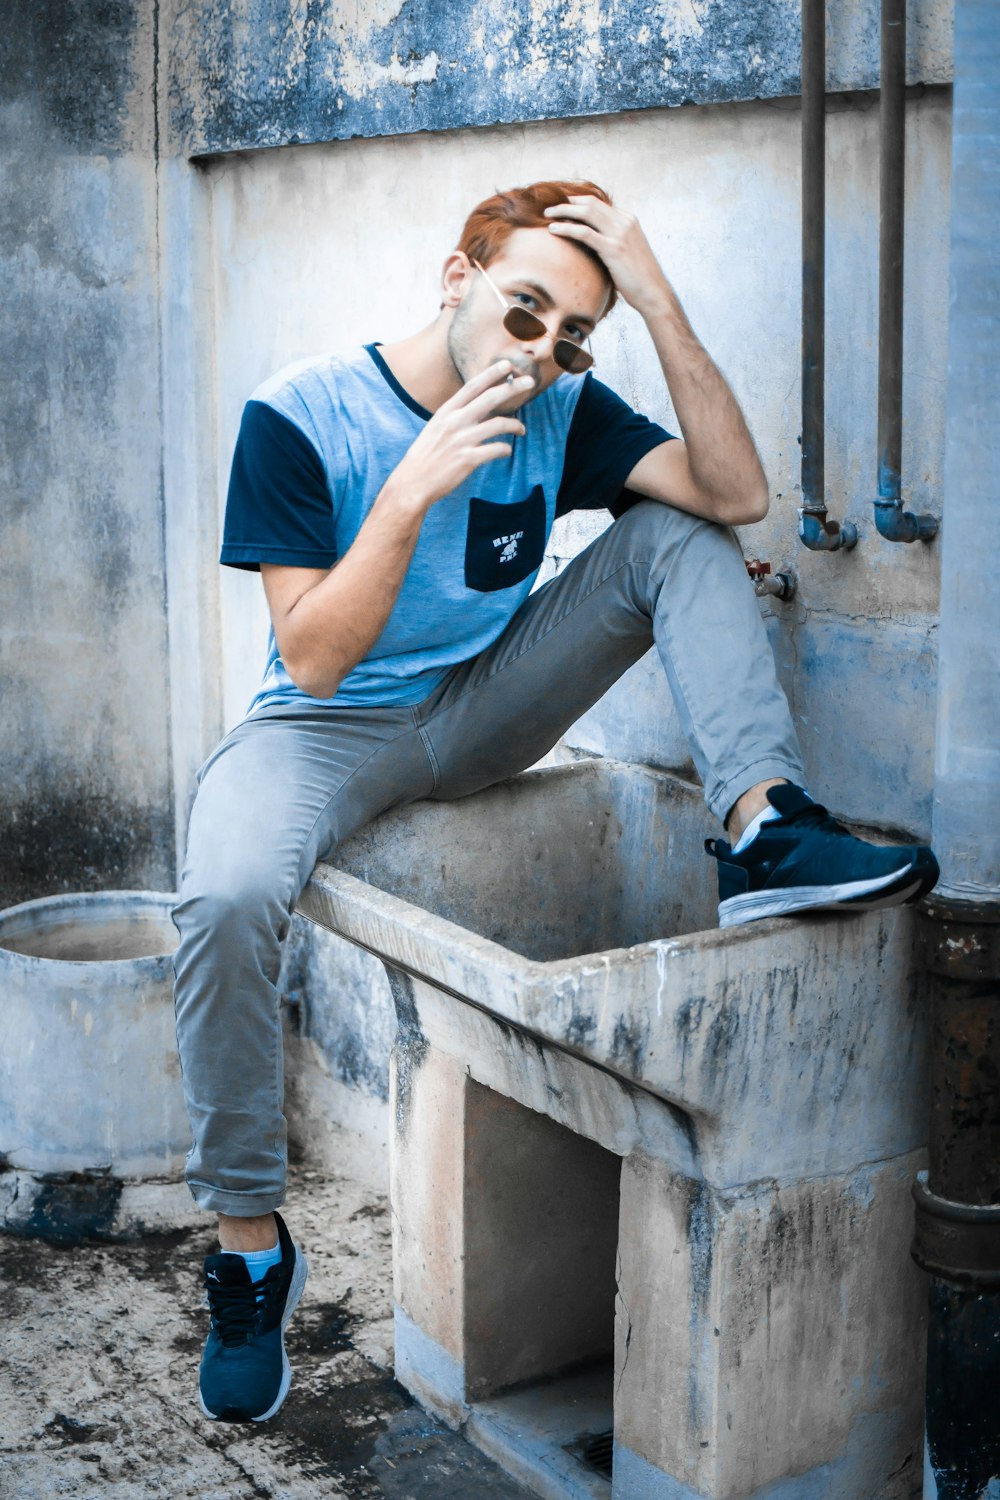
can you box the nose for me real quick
[518,323,556,363]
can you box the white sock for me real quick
[733,804,782,854]
[228,1240,281,1283]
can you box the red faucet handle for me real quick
[745,558,772,578]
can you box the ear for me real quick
[441,250,473,309]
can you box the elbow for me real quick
[282,651,343,701]
[737,487,770,525]
[720,480,770,527]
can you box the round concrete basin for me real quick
[0,891,188,1179]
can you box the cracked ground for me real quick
[0,1165,535,1499]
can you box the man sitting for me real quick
[172,179,938,1423]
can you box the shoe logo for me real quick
[493,530,524,564]
[207,1270,221,1281]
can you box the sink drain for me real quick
[566,1426,614,1480]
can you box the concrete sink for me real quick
[299,758,927,1500]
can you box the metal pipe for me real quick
[911,3,1000,1492]
[913,904,1000,1496]
[799,0,857,552]
[874,0,938,543]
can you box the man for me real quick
[173,180,938,1424]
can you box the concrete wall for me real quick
[0,0,174,906]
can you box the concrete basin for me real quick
[299,759,927,1500]
[0,890,190,1241]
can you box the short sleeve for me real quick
[555,373,675,518]
[220,400,337,572]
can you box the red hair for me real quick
[456,180,618,317]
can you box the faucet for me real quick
[746,559,797,601]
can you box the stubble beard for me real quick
[446,301,539,415]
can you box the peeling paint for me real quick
[167,0,953,157]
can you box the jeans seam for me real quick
[412,707,442,793]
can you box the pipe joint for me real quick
[798,508,858,552]
[873,496,939,544]
[911,1172,1000,1289]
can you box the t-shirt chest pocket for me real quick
[464,486,546,593]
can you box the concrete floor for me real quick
[0,1162,535,1499]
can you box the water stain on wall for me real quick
[0,774,174,908]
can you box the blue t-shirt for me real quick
[222,343,672,712]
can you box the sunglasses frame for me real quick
[471,260,594,375]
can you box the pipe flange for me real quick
[911,1171,1000,1288]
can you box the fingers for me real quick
[543,198,606,221]
[447,359,516,410]
[463,374,535,422]
[469,441,515,466]
[545,219,600,246]
[473,415,527,443]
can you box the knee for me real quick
[611,496,736,572]
[173,876,289,951]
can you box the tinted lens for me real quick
[502,305,593,373]
[502,306,547,341]
[554,340,594,374]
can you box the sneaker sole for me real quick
[199,1245,309,1423]
[719,862,936,928]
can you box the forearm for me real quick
[279,480,428,698]
[641,286,769,517]
[261,360,530,700]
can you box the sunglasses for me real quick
[472,260,594,375]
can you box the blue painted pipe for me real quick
[874,0,939,544]
[798,509,858,551]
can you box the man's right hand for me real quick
[388,361,534,510]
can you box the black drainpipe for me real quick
[798,0,857,551]
[913,902,1000,1493]
[874,0,938,543]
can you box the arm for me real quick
[545,197,769,525]
[261,363,533,700]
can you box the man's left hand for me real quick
[544,196,671,316]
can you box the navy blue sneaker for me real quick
[199,1211,308,1422]
[706,784,939,928]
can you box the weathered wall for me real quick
[2,0,956,1151]
[0,0,174,905]
[205,87,950,840]
[166,0,951,155]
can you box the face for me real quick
[444,227,610,413]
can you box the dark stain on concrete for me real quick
[335,1030,392,1105]
[44,1411,117,1446]
[13,1172,124,1245]
[0,0,143,153]
[384,965,428,1138]
[685,1176,715,1433]
[0,773,174,908]
[609,1012,649,1078]
[565,1005,598,1047]
[281,921,393,1102]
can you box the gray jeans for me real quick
[173,500,804,1214]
